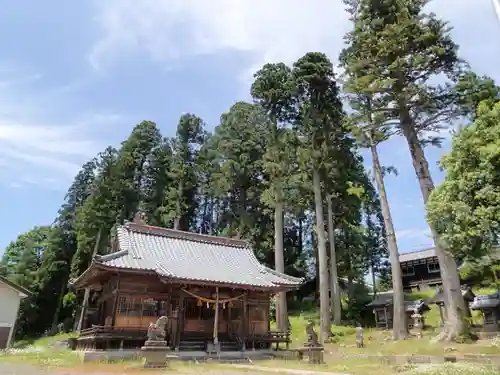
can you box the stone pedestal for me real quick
[206,342,220,354]
[141,340,169,368]
[308,347,324,364]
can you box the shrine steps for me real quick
[179,332,241,352]
[220,339,240,352]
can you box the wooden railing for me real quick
[246,330,291,350]
[79,325,148,338]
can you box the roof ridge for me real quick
[399,247,435,255]
[123,222,248,248]
[96,249,128,262]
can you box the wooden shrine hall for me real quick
[71,219,302,352]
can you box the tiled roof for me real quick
[427,287,475,305]
[366,291,430,312]
[92,222,302,289]
[399,248,436,263]
[471,293,500,309]
[366,291,394,307]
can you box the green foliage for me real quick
[165,114,206,230]
[341,0,465,142]
[0,226,51,287]
[2,56,390,342]
[454,71,500,120]
[114,120,163,223]
[427,101,500,260]
[0,226,53,338]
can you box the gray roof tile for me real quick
[95,223,302,289]
[399,248,436,263]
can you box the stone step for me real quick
[179,344,206,351]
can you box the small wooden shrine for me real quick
[366,291,430,329]
[427,286,475,326]
[470,293,500,332]
[70,217,302,352]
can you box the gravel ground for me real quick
[0,363,281,375]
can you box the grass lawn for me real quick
[3,287,500,375]
[254,357,500,375]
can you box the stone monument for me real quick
[305,320,319,346]
[411,304,424,339]
[141,316,169,368]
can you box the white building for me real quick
[0,276,31,349]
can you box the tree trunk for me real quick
[327,195,342,325]
[399,108,466,340]
[371,262,377,297]
[50,275,68,333]
[77,228,102,332]
[274,200,288,332]
[174,179,183,230]
[312,169,330,343]
[367,132,408,339]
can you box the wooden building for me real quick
[399,248,442,292]
[427,287,475,326]
[0,276,31,349]
[366,291,430,329]
[71,221,302,351]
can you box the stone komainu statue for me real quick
[305,320,319,346]
[147,316,168,342]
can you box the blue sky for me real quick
[0,0,499,255]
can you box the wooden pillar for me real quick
[97,300,105,325]
[213,287,220,345]
[175,293,185,351]
[76,228,103,332]
[438,304,444,327]
[111,278,120,327]
[267,294,271,332]
[242,293,248,351]
[383,307,388,329]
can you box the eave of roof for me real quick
[399,248,436,263]
[0,276,32,298]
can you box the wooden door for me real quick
[0,327,10,349]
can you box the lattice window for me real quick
[117,296,142,316]
[142,298,158,317]
[427,262,440,274]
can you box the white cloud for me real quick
[89,0,351,80]
[0,123,96,157]
[0,67,120,189]
[89,0,489,84]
